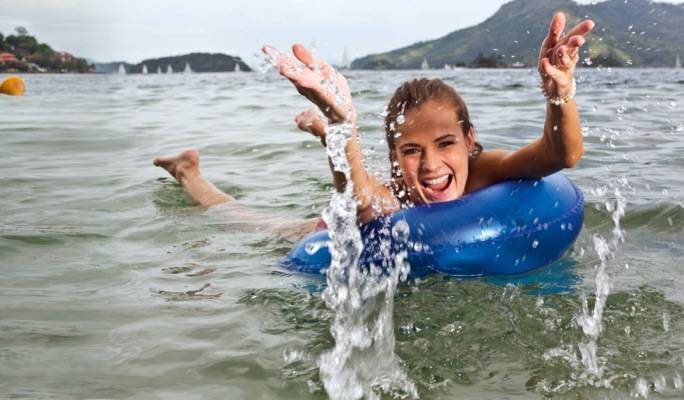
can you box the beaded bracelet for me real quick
[541,78,576,106]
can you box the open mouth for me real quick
[420,174,454,200]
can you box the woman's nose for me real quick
[420,150,439,172]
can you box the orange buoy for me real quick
[0,76,25,96]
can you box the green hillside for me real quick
[0,27,92,73]
[351,0,684,69]
[129,53,251,73]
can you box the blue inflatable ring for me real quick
[282,173,584,277]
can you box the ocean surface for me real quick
[1,68,683,399]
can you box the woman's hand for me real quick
[538,13,594,100]
[263,44,355,123]
[295,108,328,146]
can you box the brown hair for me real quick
[384,78,482,184]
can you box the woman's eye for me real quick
[438,140,455,148]
[402,148,419,155]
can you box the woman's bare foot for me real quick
[153,149,200,181]
[295,109,328,146]
[153,149,232,206]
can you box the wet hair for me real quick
[384,78,482,186]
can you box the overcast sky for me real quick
[1,0,682,67]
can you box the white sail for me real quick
[341,47,350,70]
[677,54,681,69]
[234,63,240,72]
[166,65,173,74]
[157,66,162,74]
[117,63,126,75]
[421,57,430,70]
[183,62,193,73]
[142,64,148,74]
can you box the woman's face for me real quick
[392,101,475,205]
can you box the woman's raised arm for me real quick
[477,13,595,182]
[264,44,398,222]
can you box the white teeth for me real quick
[423,175,449,186]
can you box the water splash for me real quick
[318,121,417,400]
[262,47,417,399]
[544,178,628,385]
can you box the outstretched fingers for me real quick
[262,45,299,80]
[292,44,333,80]
[539,12,566,70]
[564,19,595,41]
[545,12,566,50]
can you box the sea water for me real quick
[1,68,683,399]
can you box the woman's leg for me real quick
[153,149,233,206]
[153,149,322,240]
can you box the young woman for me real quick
[154,12,594,237]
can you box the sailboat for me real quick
[166,65,173,74]
[183,62,193,73]
[420,57,430,70]
[234,63,240,72]
[157,66,162,74]
[676,54,681,69]
[142,64,148,74]
[117,63,126,75]
[340,47,350,70]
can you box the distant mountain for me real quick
[131,52,251,73]
[351,0,684,69]
[95,53,251,74]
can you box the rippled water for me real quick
[1,68,683,399]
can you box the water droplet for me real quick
[663,311,670,332]
[305,241,327,255]
[396,114,405,125]
[654,375,667,393]
[283,348,305,364]
[532,240,539,249]
[392,220,410,243]
[674,372,683,390]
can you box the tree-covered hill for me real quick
[351,0,684,69]
[130,53,251,73]
[94,53,251,74]
[0,27,92,73]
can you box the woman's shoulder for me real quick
[465,149,512,193]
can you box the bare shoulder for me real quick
[465,149,512,193]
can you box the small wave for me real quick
[584,202,683,233]
[153,283,222,301]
